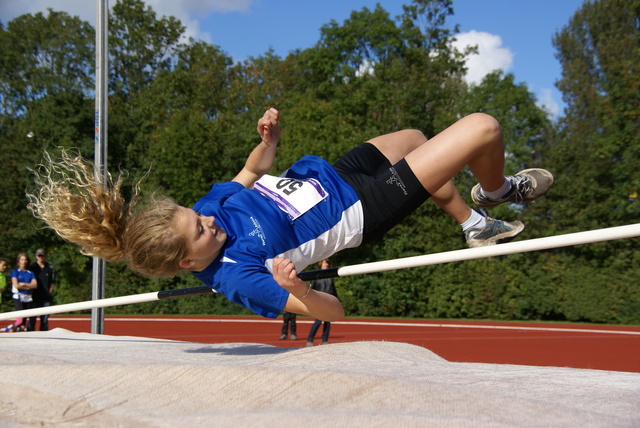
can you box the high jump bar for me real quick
[0,223,638,321]
[0,286,215,322]
[298,223,640,280]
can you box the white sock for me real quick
[460,209,485,232]
[482,178,512,200]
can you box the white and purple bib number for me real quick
[254,174,327,220]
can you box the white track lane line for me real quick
[51,317,640,335]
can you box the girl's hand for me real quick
[272,257,308,298]
[257,108,280,146]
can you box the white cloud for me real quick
[355,59,375,77]
[150,0,251,15]
[145,0,252,43]
[537,88,561,117]
[452,30,513,86]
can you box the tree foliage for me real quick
[548,0,639,231]
[0,0,637,323]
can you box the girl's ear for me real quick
[179,258,194,269]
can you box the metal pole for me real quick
[92,0,109,334]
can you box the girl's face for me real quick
[18,255,28,269]
[175,206,227,271]
[0,261,6,272]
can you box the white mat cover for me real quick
[1,328,638,427]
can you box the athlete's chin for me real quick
[215,232,228,249]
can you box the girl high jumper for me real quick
[27,108,553,321]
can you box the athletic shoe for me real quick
[465,213,525,247]
[306,341,314,347]
[278,334,286,340]
[471,168,554,207]
[291,334,297,340]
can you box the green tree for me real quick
[0,10,95,291]
[125,41,234,201]
[0,10,94,117]
[290,0,466,141]
[531,0,640,323]
[107,0,187,182]
[109,0,184,98]
[549,0,639,231]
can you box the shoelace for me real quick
[509,175,534,203]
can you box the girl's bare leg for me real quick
[366,116,529,247]
[429,182,472,224]
[367,129,474,224]
[397,113,506,195]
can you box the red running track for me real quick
[12,315,640,373]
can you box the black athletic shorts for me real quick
[333,143,431,245]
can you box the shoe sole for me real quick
[467,221,525,247]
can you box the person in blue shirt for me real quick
[10,253,37,331]
[28,108,553,321]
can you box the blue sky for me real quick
[1,0,586,116]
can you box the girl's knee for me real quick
[399,129,427,143]
[466,113,502,141]
[394,129,427,152]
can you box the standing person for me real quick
[28,108,553,322]
[28,248,55,331]
[0,258,8,330]
[0,258,24,332]
[279,311,297,340]
[306,259,338,346]
[0,258,6,306]
[10,253,37,331]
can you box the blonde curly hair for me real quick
[27,149,189,278]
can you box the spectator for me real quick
[0,257,6,305]
[306,259,338,346]
[279,311,297,340]
[28,248,55,331]
[10,253,37,331]
[0,257,12,331]
[1,257,27,333]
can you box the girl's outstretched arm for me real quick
[272,257,345,322]
[233,108,280,188]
